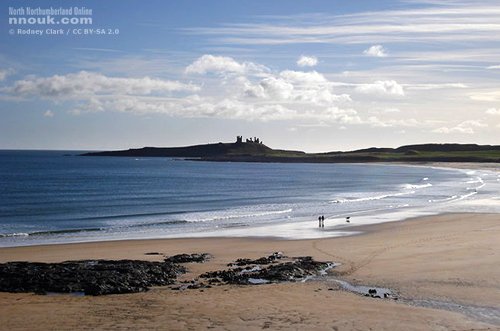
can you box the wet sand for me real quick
[0,213,499,330]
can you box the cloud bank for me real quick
[433,120,487,134]
[1,54,484,134]
[185,54,268,75]
[5,71,199,98]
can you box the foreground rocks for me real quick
[0,259,186,295]
[201,253,332,285]
[0,253,211,296]
[228,251,284,267]
[0,252,332,295]
[165,253,211,264]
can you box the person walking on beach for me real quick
[321,215,325,228]
[318,216,322,228]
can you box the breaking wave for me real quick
[331,191,415,204]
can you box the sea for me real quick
[1,150,499,247]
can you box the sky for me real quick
[1,0,499,152]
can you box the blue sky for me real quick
[1,0,499,151]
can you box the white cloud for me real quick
[43,110,54,117]
[60,90,360,124]
[398,49,500,64]
[486,108,500,115]
[383,108,401,113]
[243,69,351,105]
[185,54,267,75]
[187,99,298,121]
[433,120,487,134]
[3,59,358,123]
[5,71,199,98]
[74,95,308,122]
[185,55,245,74]
[187,4,500,45]
[356,80,405,96]
[366,116,390,127]
[0,69,13,81]
[363,45,388,57]
[324,107,362,124]
[365,116,421,128]
[487,65,500,69]
[255,76,294,100]
[404,83,467,90]
[3,55,466,132]
[279,70,327,84]
[296,55,318,67]
[469,91,500,102]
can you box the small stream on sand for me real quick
[404,298,500,326]
[305,269,500,327]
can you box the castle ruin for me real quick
[236,136,263,144]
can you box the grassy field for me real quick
[216,146,500,163]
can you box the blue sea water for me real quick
[0,150,499,247]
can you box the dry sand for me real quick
[0,213,499,330]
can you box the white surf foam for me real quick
[0,232,29,237]
[184,208,293,223]
[402,183,433,189]
[331,191,415,204]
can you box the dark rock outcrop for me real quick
[0,259,186,296]
[202,255,331,285]
[229,252,285,266]
[165,253,211,264]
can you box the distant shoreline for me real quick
[82,139,500,164]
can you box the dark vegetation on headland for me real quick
[82,136,500,163]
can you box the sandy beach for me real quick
[0,213,499,330]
